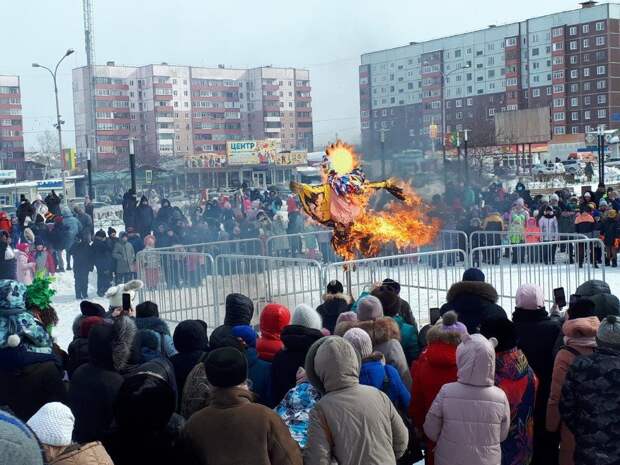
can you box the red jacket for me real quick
[0,212,11,234]
[256,303,290,361]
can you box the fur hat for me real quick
[427,311,468,345]
[357,295,383,321]
[597,315,620,349]
[382,278,401,295]
[568,298,596,320]
[343,327,373,359]
[291,304,323,330]
[462,268,485,282]
[27,402,74,447]
[0,410,44,465]
[105,280,144,308]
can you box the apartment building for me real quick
[73,63,312,170]
[0,75,25,177]
[360,1,620,154]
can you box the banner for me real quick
[0,170,16,180]
[273,151,307,165]
[63,148,77,170]
[227,139,282,165]
[185,153,227,168]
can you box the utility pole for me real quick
[463,129,470,189]
[129,138,136,193]
[85,135,94,200]
[379,127,389,178]
[598,124,606,186]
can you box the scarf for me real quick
[564,336,597,348]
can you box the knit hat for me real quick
[382,278,401,295]
[232,325,257,348]
[173,320,208,353]
[568,297,596,319]
[335,311,358,326]
[291,304,323,330]
[209,325,244,351]
[357,295,383,321]
[79,316,104,338]
[136,301,159,318]
[94,229,106,239]
[204,347,248,388]
[80,300,106,317]
[371,287,401,317]
[515,284,545,310]
[427,311,468,345]
[343,327,373,359]
[0,410,44,465]
[326,280,344,294]
[596,315,620,349]
[607,209,618,219]
[462,268,485,282]
[480,318,517,352]
[27,402,74,447]
[104,280,144,308]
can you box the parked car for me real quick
[533,163,565,175]
[561,159,585,174]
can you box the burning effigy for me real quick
[291,141,441,260]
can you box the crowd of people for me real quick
[0,266,619,465]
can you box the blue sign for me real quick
[36,180,63,189]
[611,112,620,122]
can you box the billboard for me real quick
[0,170,16,180]
[494,107,551,145]
[185,153,227,168]
[227,139,282,165]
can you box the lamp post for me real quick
[425,61,471,192]
[33,49,75,204]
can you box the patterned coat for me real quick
[275,382,320,449]
[560,347,620,465]
[495,348,538,465]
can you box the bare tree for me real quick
[32,130,61,178]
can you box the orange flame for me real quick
[324,141,360,177]
[333,184,442,261]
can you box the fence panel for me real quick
[323,249,467,324]
[265,230,336,262]
[213,255,324,325]
[469,231,587,255]
[470,238,606,312]
[136,250,219,326]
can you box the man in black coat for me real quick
[92,230,114,297]
[223,293,254,327]
[71,235,94,299]
[439,268,507,334]
[316,280,352,334]
[512,283,561,465]
[16,196,35,228]
[44,190,62,217]
[135,196,154,238]
[169,320,209,403]
[122,189,138,229]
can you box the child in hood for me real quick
[256,303,290,361]
[15,242,35,285]
[29,240,55,277]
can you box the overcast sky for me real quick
[2,0,573,151]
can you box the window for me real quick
[533,75,540,83]
[569,26,577,36]
[569,41,578,51]
[570,56,578,64]
[583,38,590,48]
[553,56,564,65]
[505,37,517,47]
[585,110,591,120]
[571,112,579,121]
[570,70,578,79]
[506,78,518,86]
[598,94,606,104]
[552,71,565,79]
[532,88,540,97]
[583,68,590,77]
[585,96,591,105]
[488,108,495,116]
[507,104,518,111]
[488,70,495,78]
[570,83,579,92]
[552,28,563,37]
[487,57,495,66]
[553,84,565,93]
[572,127,579,134]
[454,49,462,58]
[597,80,606,89]
[596,36,605,46]
[554,127,566,135]
[598,109,607,118]
[583,24,590,33]
[532,48,540,56]
[553,98,565,108]
[596,21,605,31]
[584,54,590,63]
[584,82,591,91]
[456,111,463,120]
[466,98,473,106]
[552,42,564,51]
[455,99,463,108]
[547,87,553,96]
[571,97,579,107]
[533,62,540,70]
[597,65,606,75]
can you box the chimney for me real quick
[106,61,115,66]
[580,1,597,8]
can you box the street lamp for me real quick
[33,48,75,204]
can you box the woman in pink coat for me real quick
[15,242,35,285]
[424,333,511,465]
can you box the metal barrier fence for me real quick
[136,250,219,327]
[469,230,587,252]
[470,238,606,312]
[156,238,264,256]
[323,249,468,324]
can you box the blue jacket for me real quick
[134,317,177,358]
[359,358,410,412]
[246,347,273,407]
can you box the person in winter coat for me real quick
[181,347,302,465]
[575,205,596,267]
[67,315,104,378]
[256,303,291,361]
[30,239,55,277]
[135,195,154,238]
[482,210,504,264]
[112,232,135,284]
[304,336,408,465]
[410,311,467,465]
[0,230,17,280]
[73,207,93,241]
[69,316,137,443]
[170,319,208,400]
[125,227,143,255]
[480,318,538,465]
[560,314,620,465]
[511,283,561,465]
[423,333,511,465]
[344,327,410,413]
[439,268,507,334]
[15,242,35,284]
[134,301,177,358]
[539,205,560,264]
[372,286,421,363]
[27,402,113,465]
[155,198,174,229]
[91,230,114,297]
[270,305,324,406]
[16,196,35,228]
[103,363,184,465]
[70,235,93,300]
[574,279,620,321]
[600,209,620,266]
[315,279,352,333]
[44,190,62,217]
[59,206,82,270]
[0,409,47,465]
[547,311,600,465]
[275,367,321,449]
[336,295,413,390]
[224,292,254,326]
[382,278,416,325]
[232,324,273,406]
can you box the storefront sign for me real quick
[0,170,17,180]
[185,153,227,168]
[273,151,307,165]
[227,139,282,165]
